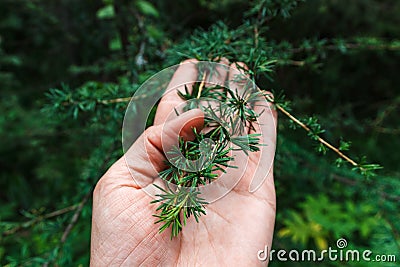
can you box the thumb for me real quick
[124,109,204,189]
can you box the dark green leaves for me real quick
[151,184,207,238]
[231,134,262,155]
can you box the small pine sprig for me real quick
[151,184,208,237]
[151,81,263,238]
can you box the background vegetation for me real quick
[0,0,399,266]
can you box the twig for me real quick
[290,41,400,54]
[60,190,92,243]
[197,72,207,98]
[41,144,117,266]
[278,59,306,66]
[99,92,154,104]
[331,174,400,202]
[61,94,148,107]
[371,97,400,134]
[135,42,147,68]
[98,96,133,104]
[373,126,400,135]
[131,9,147,69]
[264,94,359,168]
[2,205,77,237]
[382,214,400,252]
[41,190,92,267]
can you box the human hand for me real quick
[90,59,277,266]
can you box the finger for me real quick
[154,59,199,125]
[122,109,204,189]
[227,63,277,193]
[250,91,277,134]
[227,62,254,134]
[248,91,277,193]
[203,57,230,87]
[198,58,230,135]
[228,62,250,94]
[200,62,252,194]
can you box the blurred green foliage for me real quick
[0,0,399,266]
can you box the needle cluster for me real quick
[151,80,264,238]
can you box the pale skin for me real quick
[91,59,278,266]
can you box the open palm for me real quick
[91,60,278,266]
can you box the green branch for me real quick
[264,93,382,177]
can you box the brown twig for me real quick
[2,205,77,237]
[290,41,400,54]
[331,174,400,202]
[60,190,92,243]
[382,214,400,252]
[41,191,92,267]
[264,94,359,168]
[197,72,207,98]
[61,94,148,107]
[98,96,133,104]
[42,144,117,266]
[278,59,306,66]
[373,126,400,135]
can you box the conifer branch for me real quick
[61,95,145,107]
[289,40,400,54]
[270,96,357,167]
[2,205,78,237]
[263,93,382,177]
